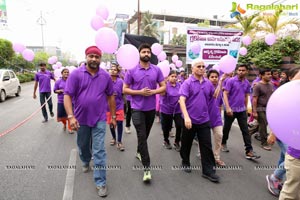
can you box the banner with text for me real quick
[186,27,243,64]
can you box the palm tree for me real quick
[255,10,300,39]
[140,11,160,39]
[224,13,260,37]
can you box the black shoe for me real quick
[50,112,54,117]
[202,173,220,183]
[42,119,48,123]
[182,164,191,173]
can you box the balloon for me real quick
[265,33,276,46]
[95,27,119,54]
[96,4,109,20]
[116,44,139,70]
[175,60,183,68]
[48,56,58,65]
[190,41,201,54]
[151,43,163,56]
[242,36,252,46]
[171,55,179,63]
[54,68,62,79]
[218,55,237,73]
[266,80,300,149]
[13,43,26,53]
[157,51,167,61]
[239,47,247,56]
[91,15,104,31]
[157,60,170,77]
[169,63,176,70]
[21,49,35,61]
[52,64,58,70]
[56,62,62,68]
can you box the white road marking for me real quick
[62,149,77,200]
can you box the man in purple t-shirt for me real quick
[33,62,56,123]
[64,46,116,198]
[179,58,220,183]
[123,43,166,182]
[222,64,260,160]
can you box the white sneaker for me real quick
[125,127,131,134]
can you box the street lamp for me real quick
[37,11,46,51]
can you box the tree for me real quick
[170,34,186,46]
[140,11,160,39]
[224,13,260,37]
[255,10,300,38]
[0,38,15,68]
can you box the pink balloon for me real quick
[265,33,276,46]
[190,41,201,54]
[56,62,62,68]
[157,51,167,61]
[157,60,170,77]
[239,47,247,56]
[52,64,58,70]
[91,15,104,31]
[169,63,176,70]
[266,80,300,149]
[13,43,26,53]
[242,36,252,46]
[171,55,179,63]
[21,49,35,61]
[48,56,58,65]
[95,27,119,54]
[175,60,183,68]
[218,55,237,73]
[96,4,109,20]
[116,44,139,70]
[151,43,163,56]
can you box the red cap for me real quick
[85,46,102,56]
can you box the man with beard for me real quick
[221,64,260,160]
[33,62,56,122]
[123,43,166,182]
[64,46,116,197]
[252,68,274,151]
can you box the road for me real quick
[0,82,279,200]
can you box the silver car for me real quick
[0,69,21,102]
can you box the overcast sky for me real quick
[0,0,297,62]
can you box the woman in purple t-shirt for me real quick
[54,68,72,133]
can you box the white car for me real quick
[0,69,21,102]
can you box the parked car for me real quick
[0,69,21,102]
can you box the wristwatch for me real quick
[67,114,74,119]
[112,115,116,119]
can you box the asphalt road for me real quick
[0,82,279,200]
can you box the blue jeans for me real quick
[274,139,287,180]
[77,121,107,187]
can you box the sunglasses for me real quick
[196,65,205,69]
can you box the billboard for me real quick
[186,27,243,64]
[0,0,7,28]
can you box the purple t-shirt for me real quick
[224,76,250,112]
[179,75,214,124]
[160,82,181,115]
[109,77,123,111]
[53,78,67,104]
[287,147,300,159]
[34,70,54,93]
[209,85,223,128]
[124,63,164,111]
[64,65,114,127]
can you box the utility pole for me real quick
[137,0,141,35]
[37,11,46,51]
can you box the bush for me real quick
[17,73,35,83]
